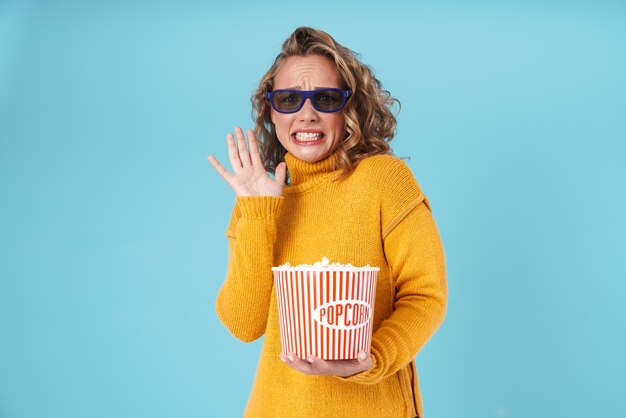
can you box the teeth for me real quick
[294,132,323,142]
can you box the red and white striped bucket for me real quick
[272,266,379,360]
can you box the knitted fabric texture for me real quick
[216,150,447,418]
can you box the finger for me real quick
[247,129,264,168]
[284,353,317,375]
[234,127,252,166]
[226,133,242,171]
[305,355,330,374]
[207,155,234,182]
[274,162,287,185]
[308,355,369,377]
[357,351,373,370]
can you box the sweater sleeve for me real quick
[341,158,447,384]
[215,195,285,342]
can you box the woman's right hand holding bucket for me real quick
[208,126,287,197]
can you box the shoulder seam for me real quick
[382,195,426,239]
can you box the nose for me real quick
[297,97,319,122]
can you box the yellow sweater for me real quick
[216,150,447,418]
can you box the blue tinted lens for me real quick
[268,89,348,113]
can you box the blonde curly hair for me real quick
[252,27,400,183]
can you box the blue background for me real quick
[1,1,625,417]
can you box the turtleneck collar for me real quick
[283,151,341,195]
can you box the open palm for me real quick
[208,127,287,197]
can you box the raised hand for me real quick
[208,127,287,197]
[279,351,373,377]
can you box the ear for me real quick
[270,108,276,124]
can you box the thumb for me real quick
[274,162,287,184]
[357,351,373,370]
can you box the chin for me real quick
[294,150,329,163]
[294,154,318,163]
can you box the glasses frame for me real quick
[266,88,352,114]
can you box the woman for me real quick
[208,27,447,418]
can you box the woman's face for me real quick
[270,55,346,163]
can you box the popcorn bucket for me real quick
[272,263,379,360]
